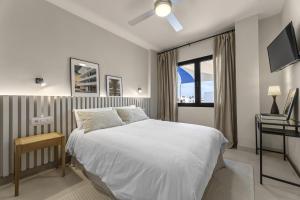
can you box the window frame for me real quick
[177,55,214,107]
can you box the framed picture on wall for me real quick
[106,75,123,97]
[70,58,100,97]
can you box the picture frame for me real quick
[283,88,299,120]
[106,75,123,97]
[70,58,100,97]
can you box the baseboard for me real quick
[237,145,256,153]
[237,145,285,154]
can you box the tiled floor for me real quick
[224,149,300,200]
[0,154,254,200]
[0,149,299,200]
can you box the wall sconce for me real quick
[35,77,46,87]
[138,88,142,94]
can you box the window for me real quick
[177,55,214,107]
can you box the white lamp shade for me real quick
[268,86,281,96]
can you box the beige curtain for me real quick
[157,50,178,121]
[214,31,237,147]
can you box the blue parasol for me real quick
[177,67,194,83]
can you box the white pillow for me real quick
[113,105,136,109]
[77,109,124,133]
[115,107,149,124]
[74,108,112,128]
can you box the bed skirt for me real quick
[70,151,225,200]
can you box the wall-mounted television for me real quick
[267,22,300,72]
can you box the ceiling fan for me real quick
[128,0,183,32]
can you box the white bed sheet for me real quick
[67,119,227,200]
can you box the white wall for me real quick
[259,14,285,113]
[177,38,214,63]
[0,0,150,97]
[149,50,158,119]
[178,107,214,127]
[235,16,260,149]
[281,0,300,105]
[258,14,285,150]
[280,0,300,171]
[177,38,215,127]
[258,0,300,170]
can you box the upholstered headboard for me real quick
[0,96,150,180]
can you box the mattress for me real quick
[67,119,227,200]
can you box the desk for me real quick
[14,132,65,196]
[255,114,300,187]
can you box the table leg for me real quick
[61,137,65,177]
[283,133,286,161]
[54,146,59,168]
[255,117,258,155]
[283,126,286,161]
[14,146,21,196]
[260,123,263,184]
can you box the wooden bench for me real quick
[14,132,65,196]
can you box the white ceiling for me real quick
[46,0,285,51]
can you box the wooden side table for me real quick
[14,132,65,196]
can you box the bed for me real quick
[66,116,227,200]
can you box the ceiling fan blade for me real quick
[171,0,183,5]
[128,10,155,26]
[166,13,183,32]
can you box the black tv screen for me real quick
[267,22,300,72]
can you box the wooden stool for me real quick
[14,132,65,196]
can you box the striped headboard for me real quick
[0,96,150,179]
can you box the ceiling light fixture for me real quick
[128,0,183,32]
[155,0,172,17]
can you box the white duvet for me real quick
[67,119,227,200]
